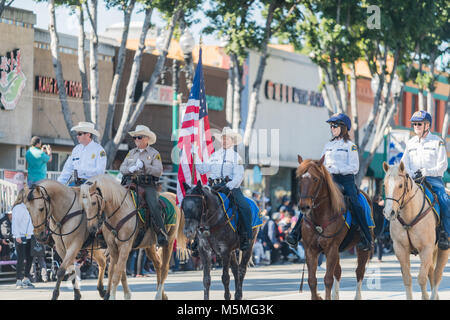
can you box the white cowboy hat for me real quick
[128,125,157,145]
[71,121,100,137]
[213,126,243,145]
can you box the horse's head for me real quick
[181,180,206,240]
[383,161,410,221]
[296,155,326,215]
[80,180,104,235]
[22,183,51,242]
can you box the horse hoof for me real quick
[98,288,106,298]
[52,291,59,300]
[104,293,110,300]
[163,293,168,300]
[124,292,132,300]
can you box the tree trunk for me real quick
[318,66,335,116]
[441,92,450,139]
[350,62,359,144]
[105,7,177,168]
[77,4,91,123]
[48,0,77,144]
[243,0,276,147]
[102,0,136,146]
[87,0,99,127]
[231,54,242,131]
[225,64,234,127]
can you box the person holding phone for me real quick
[26,136,52,187]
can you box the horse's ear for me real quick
[182,182,191,191]
[297,155,303,164]
[399,161,405,172]
[318,154,325,166]
[196,180,203,189]
[382,161,389,173]
[16,189,26,204]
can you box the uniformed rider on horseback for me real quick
[287,113,373,251]
[57,122,107,186]
[401,110,449,250]
[119,125,168,247]
[195,127,252,251]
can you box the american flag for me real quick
[176,48,214,205]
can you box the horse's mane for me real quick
[85,174,134,209]
[296,159,346,213]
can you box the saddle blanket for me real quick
[420,184,440,222]
[344,192,375,229]
[217,192,263,233]
[130,190,177,227]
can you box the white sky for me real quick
[11,0,220,44]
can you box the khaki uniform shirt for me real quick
[120,146,163,177]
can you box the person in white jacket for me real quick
[195,127,251,250]
[401,110,449,249]
[57,122,107,186]
[11,200,34,289]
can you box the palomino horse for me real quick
[383,161,449,300]
[80,174,186,300]
[21,180,121,300]
[181,181,259,300]
[296,155,374,300]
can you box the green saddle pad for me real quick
[130,190,176,227]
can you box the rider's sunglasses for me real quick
[330,124,339,129]
[412,123,423,127]
[77,132,88,136]
[133,136,144,140]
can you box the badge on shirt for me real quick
[91,153,96,159]
[100,151,106,157]
[351,145,357,151]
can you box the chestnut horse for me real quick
[383,161,449,300]
[296,155,373,300]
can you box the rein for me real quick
[87,185,138,242]
[182,188,233,236]
[388,174,437,255]
[299,171,345,239]
[27,186,85,239]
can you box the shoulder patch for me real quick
[155,153,161,161]
[439,140,445,146]
[351,145,358,151]
[100,151,106,157]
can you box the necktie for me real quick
[221,149,227,178]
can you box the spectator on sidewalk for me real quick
[261,212,283,265]
[0,211,13,260]
[11,198,34,289]
[26,136,52,187]
[30,235,48,282]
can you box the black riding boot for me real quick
[286,219,302,248]
[438,229,450,250]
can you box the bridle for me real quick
[26,185,85,242]
[298,173,327,210]
[298,166,345,238]
[384,173,418,210]
[182,187,231,236]
[85,183,138,242]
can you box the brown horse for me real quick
[21,180,120,300]
[296,155,373,300]
[80,174,187,300]
[383,161,449,300]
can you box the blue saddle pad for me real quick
[420,184,440,222]
[344,192,375,229]
[217,192,263,232]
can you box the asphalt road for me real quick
[1,253,450,300]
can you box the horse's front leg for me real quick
[418,246,434,300]
[53,246,80,300]
[145,245,162,300]
[305,247,321,300]
[199,243,212,300]
[324,247,339,300]
[92,249,106,298]
[221,250,232,300]
[393,241,413,300]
